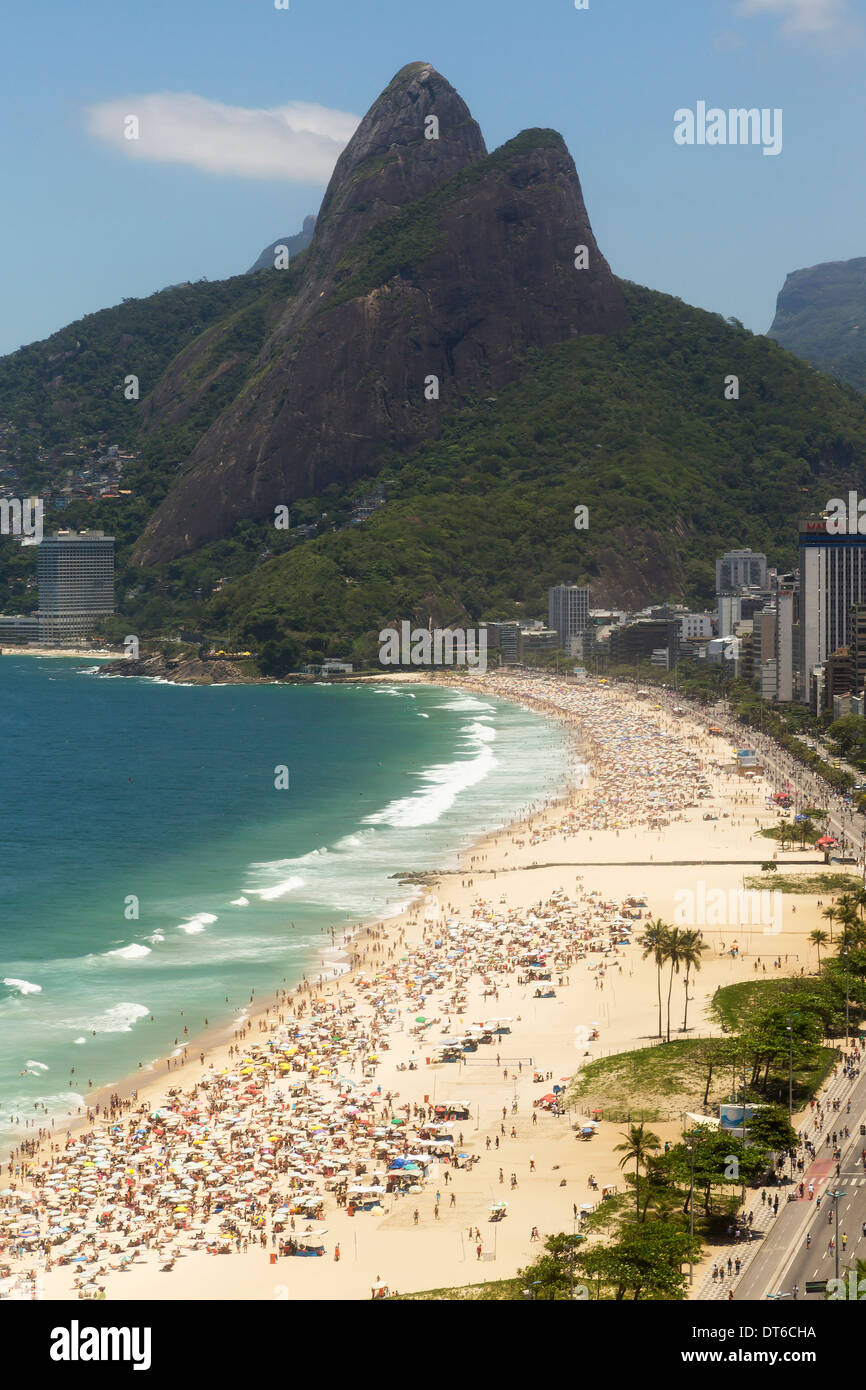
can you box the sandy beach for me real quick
[0,674,845,1301]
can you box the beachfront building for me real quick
[36,529,115,643]
[760,658,778,702]
[548,583,589,650]
[608,617,680,668]
[715,549,767,593]
[775,578,797,703]
[520,626,560,658]
[0,613,41,645]
[680,613,713,641]
[798,516,866,704]
[481,621,520,665]
[847,602,866,698]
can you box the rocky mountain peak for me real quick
[310,62,487,269]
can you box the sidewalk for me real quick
[697,1048,864,1301]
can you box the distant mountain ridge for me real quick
[247,215,317,274]
[769,257,866,393]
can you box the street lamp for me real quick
[786,1018,793,1118]
[686,1134,696,1286]
[830,1189,846,1284]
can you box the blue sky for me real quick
[1,0,863,355]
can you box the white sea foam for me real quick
[464,720,496,743]
[363,721,498,828]
[76,1003,150,1033]
[25,1060,48,1071]
[231,896,250,906]
[146,932,165,944]
[417,712,430,718]
[73,1037,86,1045]
[434,694,496,712]
[3,978,42,995]
[104,943,152,960]
[177,912,218,934]
[250,875,305,902]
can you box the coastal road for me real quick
[734,1057,866,1300]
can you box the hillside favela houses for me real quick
[0,529,115,647]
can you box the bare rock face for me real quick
[133,64,630,566]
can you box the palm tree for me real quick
[809,928,829,971]
[855,886,866,924]
[614,1122,661,1220]
[823,903,839,944]
[639,919,670,1040]
[663,926,686,1043]
[679,929,709,1033]
[837,897,861,949]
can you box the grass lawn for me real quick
[395,1277,525,1300]
[568,1040,731,1122]
[743,872,860,895]
[712,977,826,1031]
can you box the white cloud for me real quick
[736,0,860,40]
[85,92,361,182]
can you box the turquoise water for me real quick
[0,660,571,1147]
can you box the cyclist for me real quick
[806,1232,811,1249]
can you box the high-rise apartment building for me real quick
[37,530,115,642]
[798,518,866,701]
[715,549,767,593]
[548,584,589,650]
[775,581,797,703]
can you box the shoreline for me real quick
[0,647,120,660]
[2,673,841,1301]
[1,677,581,1167]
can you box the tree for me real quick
[663,926,687,1043]
[745,1103,798,1154]
[517,1232,585,1299]
[664,1130,766,1216]
[679,929,708,1033]
[614,1123,661,1221]
[639,919,670,1040]
[809,929,829,972]
[823,903,839,944]
[257,637,300,676]
[695,1037,734,1111]
[574,1221,696,1300]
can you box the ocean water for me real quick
[0,659,571,1148]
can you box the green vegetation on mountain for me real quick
[769,257,866,394]
[7,271,866,668]
[0,269,298,479]
[197,279,866,665]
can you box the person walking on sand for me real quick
[476,1242,482,1260]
